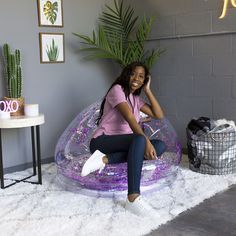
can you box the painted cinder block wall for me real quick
[126,0,236,145]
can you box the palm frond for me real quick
[73,0,163,70]
[143,49,165,70]
[99,0,137,43]
[73,33,96,45]
[75,26,125,66]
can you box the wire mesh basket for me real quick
[186,127,236,175]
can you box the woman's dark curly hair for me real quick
[96,62,150,125]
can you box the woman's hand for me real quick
[144,139,157,160]
[143,74,151,93]
[140,74,164,119]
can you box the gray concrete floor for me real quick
[147,155,236,236]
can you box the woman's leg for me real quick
[126,135,146,196]
[90,134,146,196]
[150,139,167,157]
[90,134,140,164]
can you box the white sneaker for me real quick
[81,150,106,177]
[125,196,157,217]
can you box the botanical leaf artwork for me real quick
[46,39,59,61]
[43,1,58,24]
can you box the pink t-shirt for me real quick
[93,85,145,138]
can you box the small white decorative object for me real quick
[0,111,10,119]
[24,104,39,117]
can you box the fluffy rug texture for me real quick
[1,159,236,236]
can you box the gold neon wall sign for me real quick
[219,0,236,18]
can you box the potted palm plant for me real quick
[2,43,24,116]
[73,0,163,70]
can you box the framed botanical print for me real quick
[39,33,65,63]
[37,0,63,27]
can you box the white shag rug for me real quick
[1,160,236,236]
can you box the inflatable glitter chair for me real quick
[55,101,182,196]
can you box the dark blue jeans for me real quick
[90,133,166,195]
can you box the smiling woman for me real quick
[129,67,146,93]
[55,61,182,216]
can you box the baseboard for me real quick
[4,156,54,174]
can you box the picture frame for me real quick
[39,33,65,63]
[37,0,63,27]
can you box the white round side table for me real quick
[0,114,45,189]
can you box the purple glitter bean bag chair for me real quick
[55,101,182,195]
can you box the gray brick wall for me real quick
[126,0,236,146]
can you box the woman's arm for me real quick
[116,102,157,160]
[140,76,164,119]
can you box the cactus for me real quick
[2,43,23,98]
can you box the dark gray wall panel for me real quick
[193,77,232,98]
[159,76,193,97]
[213,99,236,119]
[176,97,212,117]
[213,54,236,75]
[193,35,232,55]
[175,12,211,35]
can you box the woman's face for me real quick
[129,66,145,93]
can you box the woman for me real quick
[81,62,166,216]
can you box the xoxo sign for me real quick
[219,0,236,18]
[0,100,19,112]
